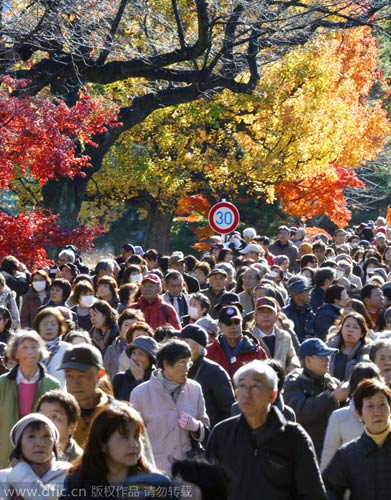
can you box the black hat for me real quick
[218,306,242,324]
[214,292,243,312]
[58,345,103,372]
[125,336,158,361]
[121,243,136,253]
[59,262,79,278]
[177,325,208,347]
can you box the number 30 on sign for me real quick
[208,201,240,235]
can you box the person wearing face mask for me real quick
[182,292,213,327]
[20,270,51,329]
[178,325,235,429]
[69,281,96,332]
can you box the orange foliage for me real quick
[276,166,365,227]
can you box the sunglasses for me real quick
[225,318,241,326]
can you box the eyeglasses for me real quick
[225,318,241,326]
[175,360,193,369]
[236,383,271,393]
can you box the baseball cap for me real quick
[287,277,312,296]
[239,244,261,255]
[218,306,242,324]
[177,324,208,347]
[141,273,162,286]
[214,292,243,312]
[375,232,386,240]
[208,268,227,278]
[299,338,338,359]
[58,344,103,371]
[255,297,278,313]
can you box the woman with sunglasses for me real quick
[130,339,209,473]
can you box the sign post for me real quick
[208,200,240,237]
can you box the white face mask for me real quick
[130,273,143,283]
[336,270,345,279]
[188,306,201,320]
[80,295,95,308]
[32,281,46,292]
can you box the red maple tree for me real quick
[0,80,119,266]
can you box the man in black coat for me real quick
[206,359,326,500]
[178,324,235,429]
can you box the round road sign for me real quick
[208,201,240,234]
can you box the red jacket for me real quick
[207,333,267,379]
[131,296,181,330]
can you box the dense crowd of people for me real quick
[0,218,391,498]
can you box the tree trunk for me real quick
[41,176,90,229]
[144,209,174,254]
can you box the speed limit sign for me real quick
[208,201,240,234]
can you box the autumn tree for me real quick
[0,80,118,265]
[1,0,390,237]
[82,26,389,251]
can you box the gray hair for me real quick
[369,337,391,362]
[58,249,75,263]
[7,329,49,362]
[233,360,278,391]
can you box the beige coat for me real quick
[250,325,300,372]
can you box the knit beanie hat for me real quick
[10,413,60,448]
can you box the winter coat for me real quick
[206,406,326,500]
[250,325,300,372]
[112,366,153,401]
[188,356,235,429]
[130,296,181,330]
[315,303,342,341]
[20,287,50,328]
[283,368,340,459]
[103,336,126,381]
[0,364,61,468]
[207,333,267,379]
[328,335,369,381]
[268,240,298,272]
[282,300,316,343]
[323,431,391,500]
[0,288,20,329]
[0,460,70,500]
[130,370,209,473]
[44,341,71,389]
[320,401,363,472]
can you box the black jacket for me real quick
[283,368,340,459]
[112,367,153,402]
[323,431,391,500]
[315,303,342,341]
[188,356,235,429]
[206,406,326,500]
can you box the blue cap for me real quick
[299,338,338,359]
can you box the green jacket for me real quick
[0,364,61,468]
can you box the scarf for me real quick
[156,370,181,401]
[9,458,54,500]
[365,421,391,447]
[43,338,61,368]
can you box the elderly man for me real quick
[58,344,114,447]
[207,305,266,378]
[130,273,180,330]
[202,268,228,319]
[283,338,349,459]
[206,360,326,500]
[251,297,299,372]
[162,270,189,322]
[268,225,298,272]
[238,266,262,314]
[282,277,316,343]
[178,324,235,428]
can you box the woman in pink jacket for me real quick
[130,339,209,473]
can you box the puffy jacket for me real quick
[131,296,181,330]
[283,368,340,459]
[207,333,267,379]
